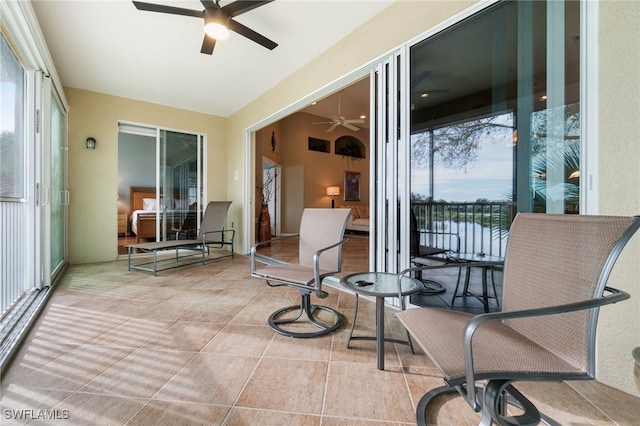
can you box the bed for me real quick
[129,186,160,243]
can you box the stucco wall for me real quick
[594,0,640,396]
[66,88,226,264]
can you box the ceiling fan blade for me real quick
[223,0,273,18]
[201,35,216,55]
[343,119,365,124]
[410,70,432,89]
[200,0,218,9]
[228,19,278,50]
[342,123,360,132]
[132,1,203,18]
[326,123,339,133]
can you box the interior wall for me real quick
[66,87,226,264]
[258,111,369,234]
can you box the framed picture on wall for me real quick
[344,171,361,201]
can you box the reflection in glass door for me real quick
[117,123,204,254]
[408,0,580,260]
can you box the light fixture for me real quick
[204,8,230,40]
[569,170,580,179]
[326,186,340,208]
[86,137,96,150]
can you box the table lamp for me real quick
[326,186,340,208]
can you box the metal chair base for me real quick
[415,381,558,426]
[268,293,344,338]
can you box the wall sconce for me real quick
[326,186,340,208]
[86,137,96,150]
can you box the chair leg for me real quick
[415,385,469,426]
[346,293,359,348]
[269,292,344,338]
[483,380,544,426]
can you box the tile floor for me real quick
[1,239,639,425]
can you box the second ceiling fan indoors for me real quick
[314,91,365,132]
[132,0,278,55]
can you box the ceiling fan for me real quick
[132,0,278,55]
[313,92,365,132]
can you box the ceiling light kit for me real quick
[132,0,277,55]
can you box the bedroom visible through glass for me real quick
[117,123,205,255]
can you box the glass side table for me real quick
[341,271,422,370]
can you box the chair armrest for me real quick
[400,262,503,276]
[202,229,235,243]
[311,238,349,297]
[460,286,630,410]
[417,229,461,253]
[250,234,300,273]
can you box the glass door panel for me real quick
[50,92,66,276]
[408,0,580,259]
[119,123,204,251]
[160,130,201,241]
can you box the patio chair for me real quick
[409,209,460,294]
[396,213,639,426]
[127,201,234,275]
[250,208,351,338]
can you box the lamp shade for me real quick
[327,186,340,196]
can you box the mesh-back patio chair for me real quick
[250,208,351,338]
[128,201,234,274]
[396,213,639,426]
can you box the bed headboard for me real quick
[130,186,156,212]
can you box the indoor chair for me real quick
[396,213,639,426]
[250,208,351,338]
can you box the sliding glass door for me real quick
[407,0,580,259]
[370,0,582,275]
[118,123,205,252]
[50,90,67,279]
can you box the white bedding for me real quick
[130,209,194,235]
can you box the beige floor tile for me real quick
[224,407,320,425]
[80,348,195,398]
[0,385,72,425]
[90,319,175,348]
[153,352,259,405]
[143,321,224,352]
[264,331,332,361]
[45,392,146,425]
[126,400,230,425]
[569,380,640,425]
[235,357,328,414]
[4,345,134,392]
[201,324,274,356]
[323,361,414,423]
[180,302,245,323]
[513,381,615,425]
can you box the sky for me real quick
[411,126,515,202]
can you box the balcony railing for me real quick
[411,201,516,258]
